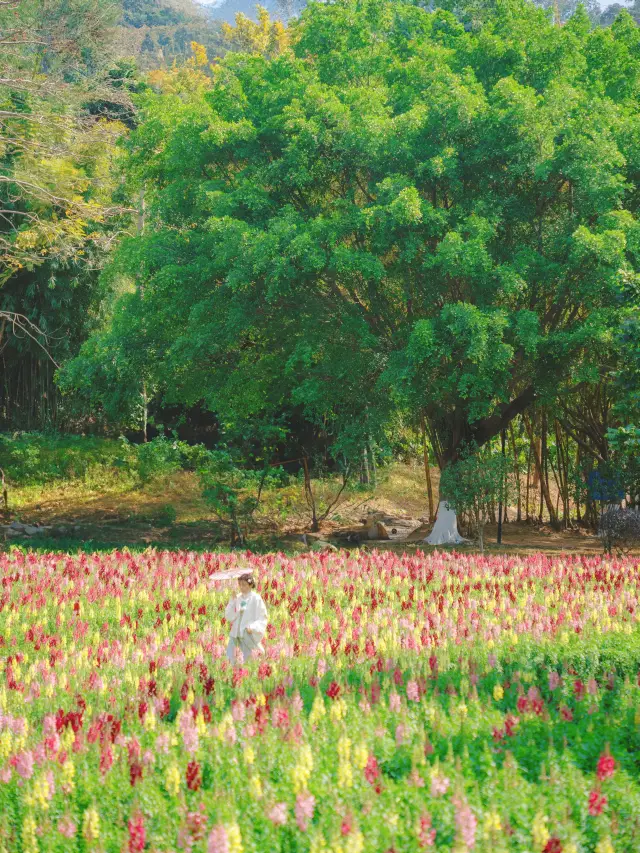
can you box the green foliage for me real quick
[440,445,513,548]
[198,450,287,544]
[607,425,640,500]
[71,0,640,469]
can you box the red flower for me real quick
[516,695,529,713]
[128,811,146,853]
[99,746,113,775]
[574,680,586,701]
[129,761,143,787]
[340,816,352,836]
[186,760,201,792]
[326,681,341,700]
[258,662,273,679]
[364,754,380,785]
[588,790,607,816]
[596,751,616,781]
[232,668,249,688]
[543,839,563,853]
[504,714,518,737]
[560,705,573,722]
[418,813,436,848]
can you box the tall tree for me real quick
[63,0,640,535]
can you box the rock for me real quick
[6,528,22,538]
[292,533,308,545]
[310,540,338,552]
[23,525,43,536]
[9,521,25,531]
[367,521,389,540]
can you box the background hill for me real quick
[116,0,227,68]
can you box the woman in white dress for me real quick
[225,573,268,665]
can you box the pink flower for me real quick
[454,798,477,849]
[15,751,33,779]
[0,766,12,783]
[179,713,199,755]
[587,678,598,696]
[359,697,371,715]
[548,671,561,691]
[207,825,229,853]
[58,816,77,838]
[155,733,170,754]
[430,772,450,797]
[231,700,246,722]
[389,692,401,713]
[43,715,57,738]
[268,803,288,826]
[295,791,315,832]
[407,680,419,702]
[395,724,407,745]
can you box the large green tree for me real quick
[64,0,640,514]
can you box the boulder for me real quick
[367,521,390,540]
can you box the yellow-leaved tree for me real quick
[221,6,289,57]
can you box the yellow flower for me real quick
[33,774,50,810]
[0,730,12,760]
[493,684,504,701]
[249,774,263,798]
[244,746,255,765]
[82,806,100,841]
[596,839,615,853]
[330,699,347,722]
[196,711,207,736]
[227,822,243,853]
[337,760,353,789]
[144,711,156,732]
[532,812,550,851]
[484,811,501,837]
[166,763,181,796]
[292,764,311,793]
[337,736,351,761]
[309,695,326,726]
[22,814,38,853]
[62,759,75,790]
[345,831,364,853]
[353,743,368,770]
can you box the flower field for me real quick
[2,550,640,853]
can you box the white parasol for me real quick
[208,567,254,582]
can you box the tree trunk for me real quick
[360,445,370,485]
[420,413,436,523]
[369,439,377,489]
[524,415,558,527]
[510,422,522,522]
[302,456,319,532]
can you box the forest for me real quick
[1,0,640,548]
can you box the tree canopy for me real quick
[69,0,639,468]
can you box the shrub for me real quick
[599,506,640,554]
